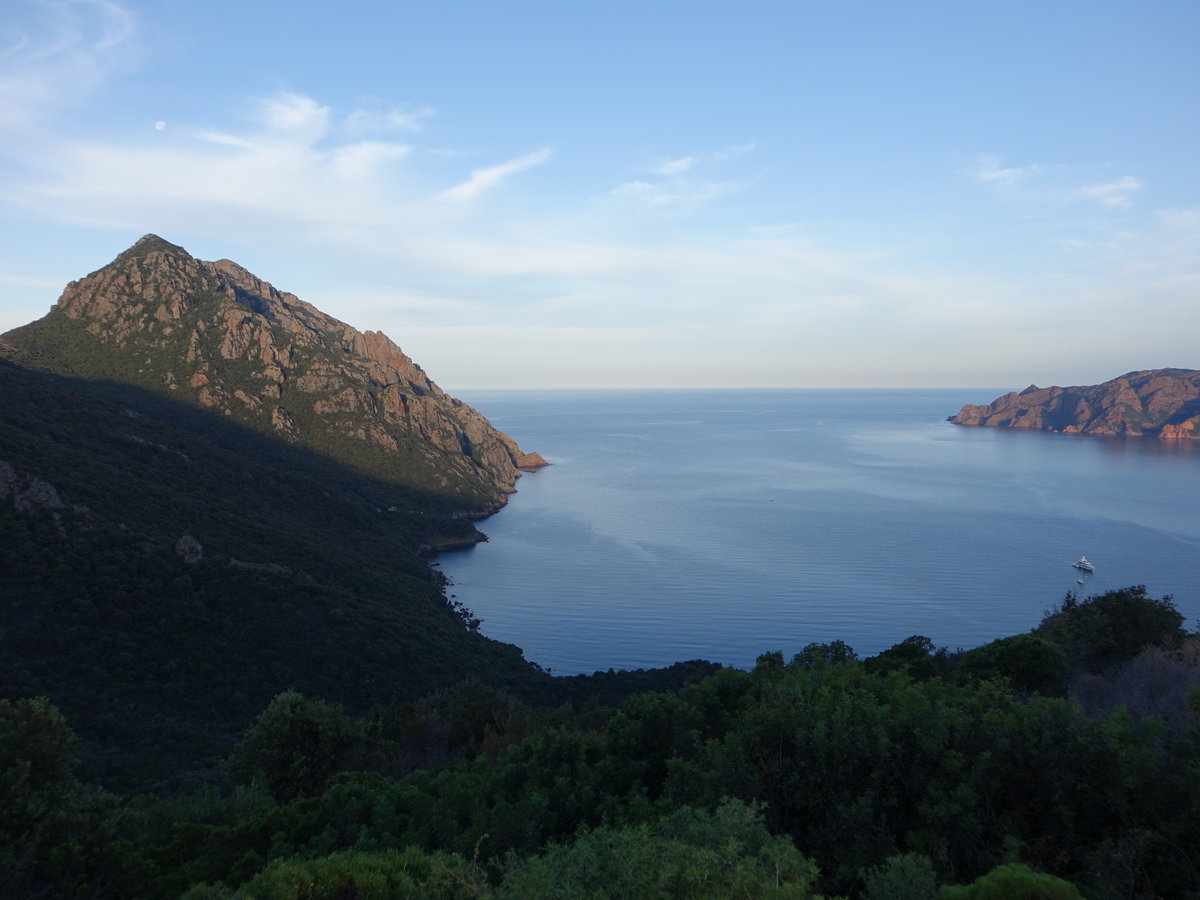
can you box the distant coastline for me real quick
[949,368,1200,440]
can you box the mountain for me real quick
[1,234,546,517]
[0,237,564,789]
[948,369,1200,439]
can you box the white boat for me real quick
[1073,555,1095,572]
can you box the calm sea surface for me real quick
[438,390,1200,675]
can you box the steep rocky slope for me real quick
[2,235,545,513]
[949,369,1200,439]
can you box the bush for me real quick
[1036,586,1185,671]
[937,862,1082,899]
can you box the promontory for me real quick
[948,368,1200,439]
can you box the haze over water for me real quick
[439,390,1200,675]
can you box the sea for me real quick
[436,390,1200,675]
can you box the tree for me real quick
[792,640,858,670]
[864,635,943,681]
[227,691,364,802]
[1036,586,1184,671]
[957,634,1068,696]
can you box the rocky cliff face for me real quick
[2,235,545,510]
[949,369,1200,439]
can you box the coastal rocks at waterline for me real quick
[949,369,1200,439]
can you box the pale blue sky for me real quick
[1,0,1197,388]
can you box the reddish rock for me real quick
[2,234,547,508]
[949,370,1200,440]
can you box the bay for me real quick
[439,390,1200,675]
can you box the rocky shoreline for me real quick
[949,368,1200,439]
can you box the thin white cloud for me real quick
[259,92,330,144]
[655,156,696,176]
[195,130,260,150]
[1072,175,1143,208]
[332,141,410,181]
[5,82,1194,390]
[344,105,435,133]
[0,0,136,126]
[712,141,758,161]
[975,154,1143,212]
[606,143,755,211]
[974,153,1042,183]
[608,178,732,208]
[437,147,553,201]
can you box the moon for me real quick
[154,120,166,131]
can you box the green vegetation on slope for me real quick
[4,599,1199,898]
[0,359,546,791]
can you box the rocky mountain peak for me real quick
[3,236,547,510]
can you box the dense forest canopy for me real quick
[3,583,1199,898]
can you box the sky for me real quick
[0,0,1197,390]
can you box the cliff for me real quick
[949,369,1200,439]
[1,235,546,512]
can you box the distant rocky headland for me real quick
[949,368,1200,439]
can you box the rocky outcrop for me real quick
[949,369,1200,439]
[0,459,94,533]
[2,235,546,509]
[175,534,204,565]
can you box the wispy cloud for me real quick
[974,153,1042,183]
[975,153,1143,210]
[259,92,330,143]
[4,81,1193,389]
[332,141,410,181]
[437,148,553,201]
[0,0,136,126]
[608,178,732,208]
[344,104,435,134]
[1072,175,1143,208]
[607,143,754,211]
[655,156,696,176]
[712,141,758,162]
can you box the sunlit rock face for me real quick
[3,234,546,510]
[949,369,1200,439]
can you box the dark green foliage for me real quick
[864,634,945,681]
[0,696,79,814]
[792,639,859,669]
[496,799,822,899]
[957,634,1069,696]
[0,359,551,790]
[4,633,1200,900]
[228,693,364,802]
[1036,585,1185,671]
[0,697,121,895]
[937,862,1083,899]
[184,846,487,899]
[861,853,938,900]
